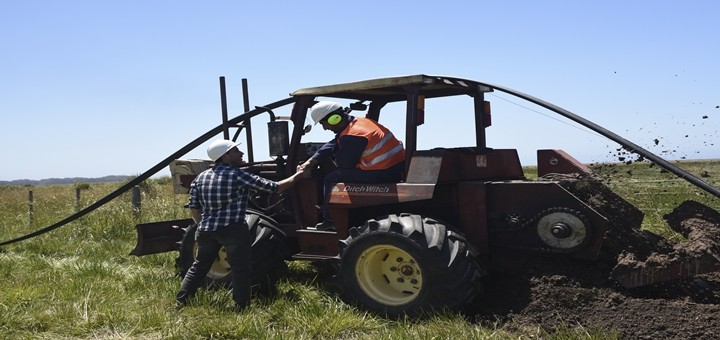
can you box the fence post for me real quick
[28,190,34,225]
[76,188,81,212]
[132,185,141,218]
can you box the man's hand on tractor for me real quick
[296,159,318,173]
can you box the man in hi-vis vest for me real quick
[297,101,405,231]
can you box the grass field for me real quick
[0,160,718,339]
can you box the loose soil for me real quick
[471,175,720,339]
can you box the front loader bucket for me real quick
[611,201,720,288]
[130,218,193,256]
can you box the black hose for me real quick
[468,78,720,199]
[0,97,295,247]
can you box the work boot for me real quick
[314,220,335,231]
[233,303,248,313]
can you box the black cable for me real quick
[0,97,294,247]
[465,77,720,199]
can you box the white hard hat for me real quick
[207,139,240,161]
[310,101,343,125]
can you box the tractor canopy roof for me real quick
[290,74,493,102]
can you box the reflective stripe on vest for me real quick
[338,117,405,170]
[361,142,404,167]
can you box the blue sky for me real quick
[1,1,718,181]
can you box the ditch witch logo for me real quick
[333,184,391,193]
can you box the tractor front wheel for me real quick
[339,213,484,318]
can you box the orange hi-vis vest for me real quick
[338,117,405,170]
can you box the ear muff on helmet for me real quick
[325,113,342,126]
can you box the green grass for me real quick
[1,162,718,339]
[589,160,720,238]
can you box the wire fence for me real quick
[24,186,143,225]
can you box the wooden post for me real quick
[132,185,141,218]
[28,190,34,225]
[76,188,81,212]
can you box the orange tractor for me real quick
[131,75,720,317]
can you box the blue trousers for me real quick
[176,222,252,309]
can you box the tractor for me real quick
[131,74,720,317]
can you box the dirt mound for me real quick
[471,175,720,338]
[612,200,720,288]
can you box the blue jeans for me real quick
[321,162,404,221]
[176,222,252,309]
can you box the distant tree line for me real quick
[0,176,130,186]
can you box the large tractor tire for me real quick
[338,213,485,318]
[176,209,288,294]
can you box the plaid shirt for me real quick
[187,163,278,232]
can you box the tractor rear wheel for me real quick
[176,209,288,294]
[338,213,484,318]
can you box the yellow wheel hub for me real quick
[193,244,231,279]
[355,244,423,306]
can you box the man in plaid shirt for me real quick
[176,139,308,311]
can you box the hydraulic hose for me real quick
[469,79,720,199]
[0,97,295,247]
